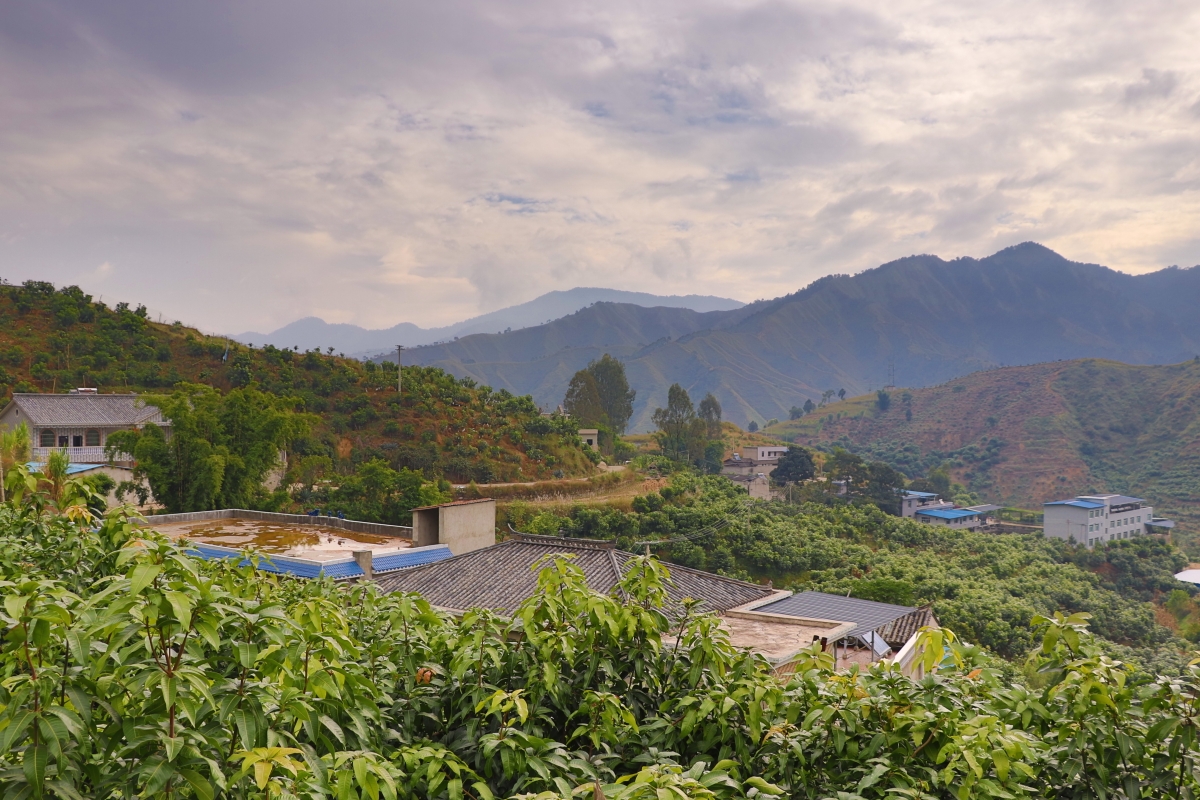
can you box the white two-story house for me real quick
[0,390,169,465]
[1043,494,1174,548]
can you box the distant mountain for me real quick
[766,358,1200,555]
[234,288,745,355]
[391,244,1200,431]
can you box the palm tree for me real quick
[43,449,71,506]
[0,421,31,504]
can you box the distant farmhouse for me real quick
[721,445,788,499]
[898,490,998,531]
[1044,494,1174,548]
[0,391,169,465]
[0,389,169,465]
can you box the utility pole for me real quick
[396,345,404,396]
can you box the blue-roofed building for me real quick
[914,506,985,530]
[1044,494,1174,548]
[898,489,956,519]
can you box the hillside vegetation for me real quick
[400,243,1200,430]
[768,358,1200,553]
[0,279,596,484]
[3,488,1200,797]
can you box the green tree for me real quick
[585,354,636,434]
[563,370,605,426]
[747,420,758,432]
[772,447,815,483]
[107,383,313,512]
[876,389,891,411]
[838,388,846,401]
[698,392,722,438]
[0,421,30,504]
[789,406,803,420]
[803,398,816,415]
[651,384,706,463]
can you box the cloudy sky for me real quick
[2,1,1199,332]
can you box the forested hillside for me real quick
[0,279,595,484]
[768,358,1200,554]
[398,243,1200,430]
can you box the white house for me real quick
[0,390,169,465]
[1043,494,1174,548]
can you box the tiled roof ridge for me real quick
[509,532,616,550]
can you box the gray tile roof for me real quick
[373,533,774,616]
[756,591,934,646]
[7,393,166,427]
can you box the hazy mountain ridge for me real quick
[235,288,745,355]
[389,244,1200,431]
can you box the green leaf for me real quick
[178,769,215,800]
[129,563,161,595]
[163,590,193,628]
[23,743,48,792]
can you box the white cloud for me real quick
[1,0,1199,332]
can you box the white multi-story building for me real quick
[1043,494,1174,548]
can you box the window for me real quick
[85,429,101,447]
[58,435,68,447]
[72,435,83,448]
[39,429,55,447]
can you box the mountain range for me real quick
[234,288,744,355]
[386,243,1200,432]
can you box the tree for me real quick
[698,393,722,437]
[789,406,803,420]
[803,398,816,415]
[651,384,706,463]
[838,388,846,401]
[563,370,605,426]
[876,389,891,411]
[747,420,758,432]
[585,354,636,434]
[0,421,30,504]
[772,447,816,483]
[107,383,313,513]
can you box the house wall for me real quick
[439,500,496,555]
[1045,499,1155,548]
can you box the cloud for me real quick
[1,0,1199,333]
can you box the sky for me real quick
[2,1,1199,333]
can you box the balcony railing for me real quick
[31,446,116,463]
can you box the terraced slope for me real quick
[766,359,1200,553]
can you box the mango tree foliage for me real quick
[1,507,1200,798]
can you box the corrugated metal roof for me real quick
[965,504,1002,513]
[187,543,453,579]
[916,508,981,520]
[755,591,932,645]
[901,490,939,498]
[1045,500,1104,509]
[373,534,774,616]
[27,462,127,476]
[8,393,166,427]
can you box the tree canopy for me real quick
[562,370,605,426]
[698,393,722,438]
[771,446,816,483]
[585,354,636,434]
[106,383,313,512]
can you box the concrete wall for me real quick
[439,500,496,555]
[412,499,497,554]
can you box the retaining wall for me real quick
[135,508,413,539]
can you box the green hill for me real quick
[0,279,596,483]
[766,358,1200,554]
[401,243,1200,431]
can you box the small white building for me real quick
[1043,494,1174,548]
[898,490,956,518]
[741,445,789,462]
[728,473,771,499]
[578,428,599,451]
[0,390,169,465]
[914,507,985,530]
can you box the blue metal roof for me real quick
[26,462,113,476]
[916,508,981,520]
[1045,500,1104,509]
[186,543,453,579]
[900,490,939,498]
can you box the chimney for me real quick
[352,550,374,580]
